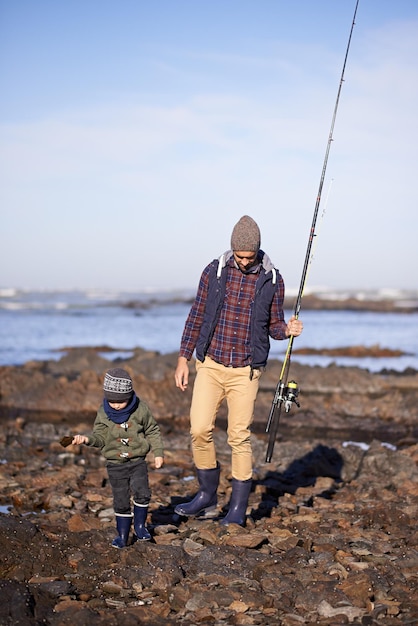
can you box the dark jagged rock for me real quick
[0,349,418,624]
[293,344,411,358]
[1,347,417,445]
[285,293,418,313]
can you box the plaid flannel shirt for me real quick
[180,257,287,367]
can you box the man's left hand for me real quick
[286,315,303,337]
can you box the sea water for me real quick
[1,288,417,372]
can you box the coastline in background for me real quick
[1,288,417,372]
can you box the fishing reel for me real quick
[265,379,301,463]
[281,380,300,413]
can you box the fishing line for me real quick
[265,0,360,463]
[302,177,333,299]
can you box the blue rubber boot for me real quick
[111,514,132,548]
[174,463,220,517]
[133,503,151,541]
[220,478,252,527]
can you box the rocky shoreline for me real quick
[1,348,417,625]
[282,294,418,314]
[118,292,418,314]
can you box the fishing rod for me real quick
[265,0,360,463]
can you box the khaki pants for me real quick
[189,356,262,481]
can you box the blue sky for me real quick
[1,0,417,294]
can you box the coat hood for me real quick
[217,249,277,284]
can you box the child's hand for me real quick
[154,456,164,469]
[72,435,89,445]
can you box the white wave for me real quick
[0,288,19,298]
[0,302,26,310]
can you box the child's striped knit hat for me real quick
[103,368,133,402]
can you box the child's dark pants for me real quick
[107,457,151,514]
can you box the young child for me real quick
[72,367,164,548]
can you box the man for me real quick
[174,215,303,526]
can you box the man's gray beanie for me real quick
[230,215,261,252]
